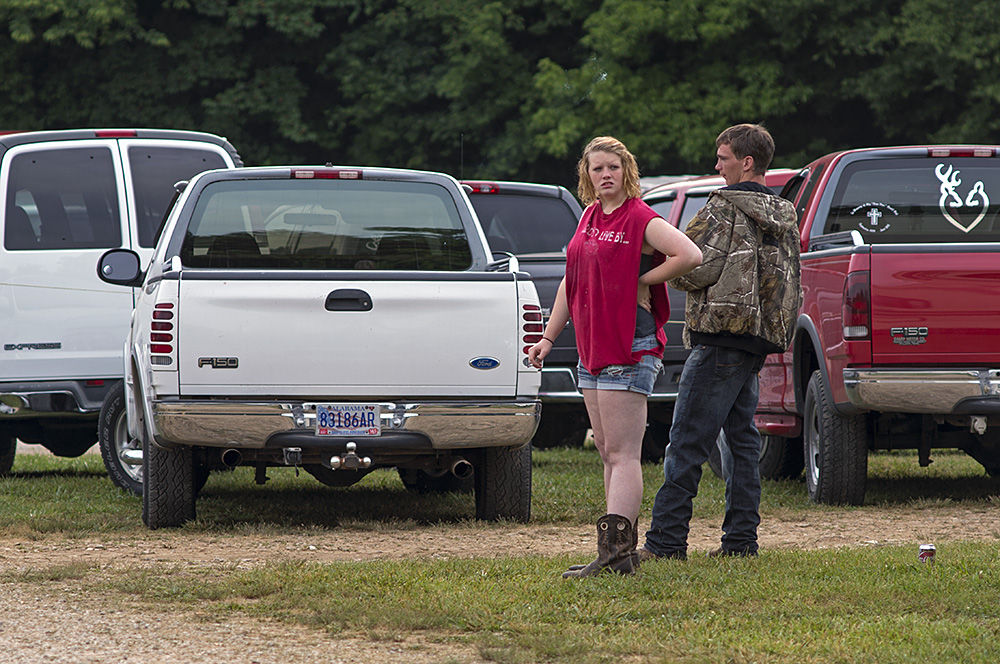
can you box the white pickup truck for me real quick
[97,165,541,528]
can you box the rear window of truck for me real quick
[468,194,576,254]
[180,179,472,270]
[823,157,1000,243]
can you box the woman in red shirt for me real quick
[529,136,702,577]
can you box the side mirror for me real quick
[97,249,145,287]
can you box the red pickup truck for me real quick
[756,145,1000,505]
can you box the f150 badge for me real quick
[199,357,239,368]
[891,327,928,346]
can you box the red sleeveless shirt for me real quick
[566,197,669,373]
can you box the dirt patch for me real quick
[2,506,1000,572]
[5,442,1000,662]
[3,505,999,664]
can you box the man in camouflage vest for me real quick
[640,124,802,560]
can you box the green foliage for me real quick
[1,0,158,47]
[1,1,999,185]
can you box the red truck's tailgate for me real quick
[870,246,1000,364]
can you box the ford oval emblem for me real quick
[469,357,501,370]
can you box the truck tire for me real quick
[640,418,671,463]
[0,430,15,476]
[99,381,143,495]
[706,431,725,478]
[142,438,196,529]
[804,370,868,505]
[474,444,531,523]
[531,406,588,449]
[759,434,804,479]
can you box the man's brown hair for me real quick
[716,124,774,175]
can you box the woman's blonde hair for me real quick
[576,136,641,205]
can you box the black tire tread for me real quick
[474,444,531,522]
[758,434,805,480]
[0,432,15,476]
[142,440,196,529]
[99,381,143,495]
[805,370,868,505]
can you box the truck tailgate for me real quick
[176,275,521,397]
[871,246,1000,364]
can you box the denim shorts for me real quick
[577,333,663,396]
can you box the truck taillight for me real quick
[843,271,870,339]
[94,129,138,138]
[522,303,542,354]
[462,181,500,194]
[151,302,175,365]
[927,147,995,158]
[291,168,362,179]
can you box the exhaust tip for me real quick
[220,448,242,467]
[450,458,474,480]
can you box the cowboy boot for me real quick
[566,516,639,572]
[562,514,638,578]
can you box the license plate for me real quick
[315,404,381,436]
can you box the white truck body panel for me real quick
[175,276,521,397]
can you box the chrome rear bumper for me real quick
[152,399,541,449]
[843,368,1000,413]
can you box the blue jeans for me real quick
[576,333,662,396]
[645,345,766,556]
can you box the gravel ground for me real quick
[4,444,999,663]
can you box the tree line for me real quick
[1,0,997,188]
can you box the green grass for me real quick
[3,446,997,535]
[3,447,1000,663]
[13,544,1000,663]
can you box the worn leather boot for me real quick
[562,514,638,578]
[566,516,638,573]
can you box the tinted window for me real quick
[645,198,675,223]
[129,146,227,247]
[780,173,805,206]
[181,179,471,270]
[468,193,577,254]
[679,193,712,232]
[824,157,1000,243]
[796,164,824,235]
[5,147,121,250]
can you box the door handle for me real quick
[325,289,373,311]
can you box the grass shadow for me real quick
[192,468,476,530]
[8,467,109,480]
[863,473,1000,506]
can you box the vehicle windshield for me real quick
[823,157,1000,243]
[468,193,577,254]
[180,179,472,270]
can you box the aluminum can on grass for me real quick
[918,544,936,563]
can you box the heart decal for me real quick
[935,163,990,233]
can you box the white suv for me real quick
[0,128,241,489]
